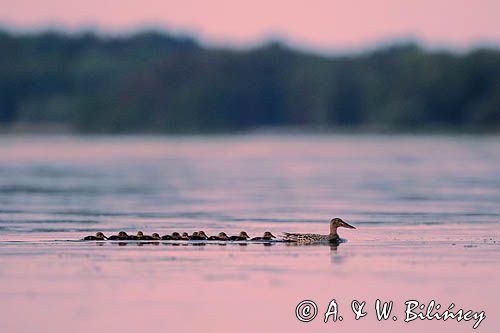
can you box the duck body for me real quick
[282,232,338,243]
[282,218,355,244]
[83,236,101,241]
[228,236,248,241]
[250,237,274,241]
[161,234,172,240]
[207,232,229,241]
[229,231,250,241]
[251,232,276,241]
[108,235,127,241]
[82,232,107,241]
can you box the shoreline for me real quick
[1,126,500,138]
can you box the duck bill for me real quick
[340,221,356,229]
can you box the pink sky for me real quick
[1,0,499,51]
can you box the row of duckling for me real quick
[83,231,277,241]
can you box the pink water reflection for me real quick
[1,223,499,332]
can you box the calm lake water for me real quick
[0,134,499,332]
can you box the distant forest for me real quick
[1,30,499,133]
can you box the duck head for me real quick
[218,232,229,240]
[137,231,144,237]
[118,231,128,238]
[239,231,250,239]
[330,218,356,234]
[96,232,107,240]
[263,231,276,239]
[181,232,189,238]
[152,233,160,240]
[172,232,181,237]
[198,231,208,238]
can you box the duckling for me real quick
[251,231,276,241]
[171,232,182,240]
[229,231,250,241]
[181,232,190,240]
[140,232,161,241]
[161,233,172,240]
[108,231,129,240]
[197,231,208,240]
[128,231,144,240]
[189,231,205,240]
[82,232,107,241]
[208,232,229,241]
[283,217,356,243]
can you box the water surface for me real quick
[0,134,499,332]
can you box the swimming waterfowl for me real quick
[140,232,161,241]
[208,232,229,241]
[82,232,108,241]
[189,231,208,240]
[282,218,356,243]
[161,233,172,240]
[108,231,129,240]
[229,231,250,241]
[251,231,276,241]
[128,231,144,240]
[171,232,182,240]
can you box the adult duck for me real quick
[282,218,355,244]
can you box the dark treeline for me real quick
[1,30,499,133]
